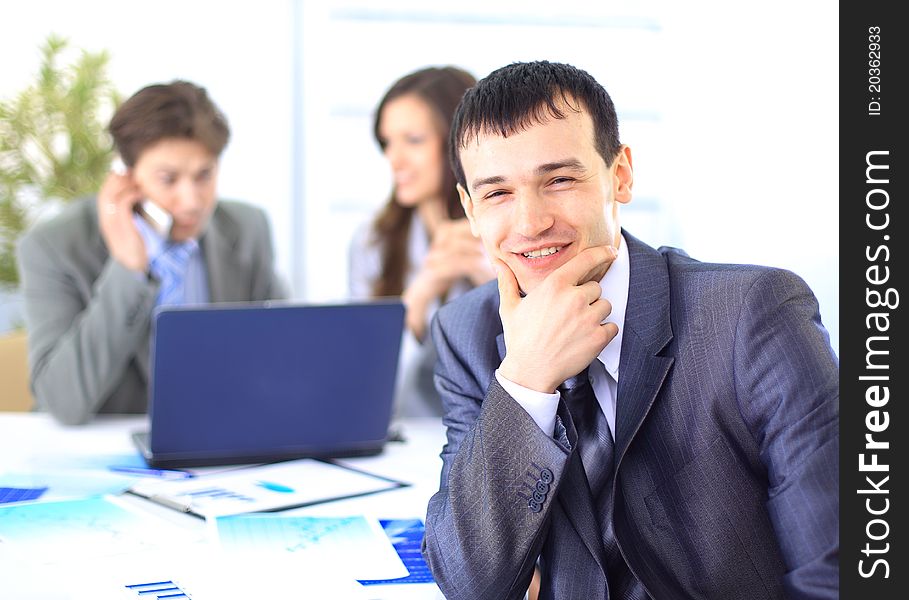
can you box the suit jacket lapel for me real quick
[200,206,242,303]
[614,232,675,466]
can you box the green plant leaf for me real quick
[0,34,120,286]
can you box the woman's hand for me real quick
[402,219,494,340]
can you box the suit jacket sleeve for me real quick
[734,269,839,599]
[422,307,572,600]
[16,228,158,425]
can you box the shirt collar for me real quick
[133,213,167,262]
[133,213,200,263]
[596,233,630,381]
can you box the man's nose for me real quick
[513,192,554,238]
[175,179,204,212]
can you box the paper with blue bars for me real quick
[215,513,408,581]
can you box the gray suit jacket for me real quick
[17,197,285,425]
[423,232,839,600]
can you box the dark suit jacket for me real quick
[423,232,839,600]
[17,197,285,425]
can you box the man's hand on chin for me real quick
[496,245,619,393]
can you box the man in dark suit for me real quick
[422,61,838,599]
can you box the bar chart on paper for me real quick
[0,486,47,504]
[358,519,434,586]
[130,459,404,518]
[215,514,408,581]
[0,496,194,564]
[123,580,191,599]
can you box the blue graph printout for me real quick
[215,514,408,581]
[124,580,190,599]
[0,470,136,502]
[0,496,184,563]
[358,519,434,586]
[0,486,47,504]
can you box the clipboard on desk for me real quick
[127,458,408,519]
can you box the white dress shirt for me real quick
[495,234,630,439]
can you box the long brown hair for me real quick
[369,66,476,297]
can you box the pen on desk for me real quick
[108,465,193,479]
[149,494,193,513]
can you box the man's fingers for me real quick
[599,321,620,346]
[494,258,521,311]
[554,245,617,286]
[99,173,142,213]
[578,280,602,305]
[592,297,614,323]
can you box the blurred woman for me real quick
[349,66,494,417]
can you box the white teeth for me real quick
[522,246,560,258]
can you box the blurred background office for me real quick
[0,0,838,356]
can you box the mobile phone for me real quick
[111,156,173,237]
[135,200,173,238]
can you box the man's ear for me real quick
[457,183,480,236]
[613,145,634,205]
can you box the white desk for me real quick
[0,413,448,599]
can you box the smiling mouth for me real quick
[520,246,564,259]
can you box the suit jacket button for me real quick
[528,499,542,513]
[535,480,550,494]
[540,468,554,484]
[532,489,547,503]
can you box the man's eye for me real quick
[160,176,176,186]
[550,176,575,186]
[483,190,508,201]
[195,170,213,183]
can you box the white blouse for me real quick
[348,212,471,418]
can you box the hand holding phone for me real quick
[135,199,173,238]
[111,158,174,238]
[97,159,151,272]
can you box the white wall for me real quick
[298,0,838,350]
[1,0,838,351]
[661,3,839,351]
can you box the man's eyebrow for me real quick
[535,159,586,176]
[470,175,506,194]
[152,161,216,172]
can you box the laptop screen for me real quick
[145,301,405,466]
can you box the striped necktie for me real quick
[150,240,197,307]
[562,368,648,600]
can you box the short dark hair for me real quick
[109,80,230,167]
[449,61,621,190]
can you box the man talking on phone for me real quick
[17,81,285,425]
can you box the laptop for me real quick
[132,300,405,468]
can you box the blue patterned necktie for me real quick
[562,367,648,600]
[150,239,197,307]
